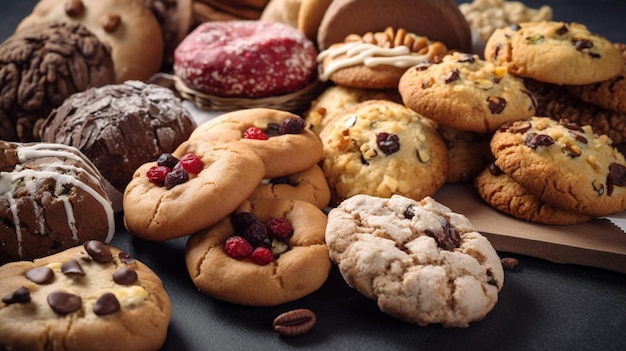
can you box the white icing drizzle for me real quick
[2,143,116,258]
[317,42,433,81]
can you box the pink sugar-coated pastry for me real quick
[173,20,318,98]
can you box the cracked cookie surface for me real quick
[325,194,504,327]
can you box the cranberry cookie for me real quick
[189,108,323,178]
[484,21,623,85]
[474,164,592,225]
[123,140,265,240]
[491,117,626,217]
[0,240,172,351]
[325,194,504,327]
[185,198,331,306]
[319,100,448,205]
[249,165,331,209]
[399,52,536,133]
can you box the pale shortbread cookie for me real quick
[325,194,504,327]
[0,241,171,351]
[319,100,448,205]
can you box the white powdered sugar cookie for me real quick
[325,194,504,327]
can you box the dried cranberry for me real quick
[250,247,275,265]
[163,167,189,189]
[178,153,203,174]
[157,153,179,168]
[243,127,269,140]
[376,132,400,155]
[224,236,253,259]
[243,222,271,248]
[147,166,171,186]
[280,117,306,134]
[266,218,293,239]
[231,212,258,232]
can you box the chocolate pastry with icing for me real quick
[0,142,115,264]
[0,240,171,351]
[0,21,115,142]
[37,80,196,206]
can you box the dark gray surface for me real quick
[1,1,626,350]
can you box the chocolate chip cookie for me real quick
[325,194,504,327]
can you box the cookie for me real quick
[484,21,623,85]
[399,52,537,133]
[249,165,331,209]
[325,194,504,327]
[566,43,626,114]
[17,0,164,83]
[491,117,626,217]
[297,0,332,43]
[303,85,402,134]
[185,198,331,306]
[0,240,172,351]
[317,27,448,89]
[525,78,626,144]
[319,100,448,205]
[438,126,493,183]
[123,140,265,241]
[474,164,592,225]
[189,108,323,178]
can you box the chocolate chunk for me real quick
[61,260,85,277]
[444,68,460,84]
[524,133,555,148]
[83,240,113,263]
[25,266,54,284]
[113,267,139,285]
[47,291,82,315]
[118,252,137,265]
[487,96,507,114]
[93,292,121,316]
[2,287,31,305]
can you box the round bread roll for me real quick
[38,80,196,201]
[0,21,115,142]
[0,142,115,265]
[316,0,471,52]
[17,0,164,83]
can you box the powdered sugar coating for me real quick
[174,21,318,98]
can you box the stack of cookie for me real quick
[123,108,333,306]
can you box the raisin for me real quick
[425,216,460,251]
[163,167,189,189]
[560,119,583,132]
[487,96,507,114]
[403,205,416,219]
[573,39,594,51]
[525,133,555,148]
[280,117,306,134]
[376,132,400,155]
[231,212,258,232]
[269,176,292,185]
[444,68,460,84]
[243,222,271,248]
[265,122,282,137]
[488,163,502,176]
[556,24,569,35]
[457,53,475,63]
[156,153,179,168]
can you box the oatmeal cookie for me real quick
[491,117,626,216]
[399,52,536,133]
[319,100,448,205]
[484,21,623,85]
[325,194,504,327]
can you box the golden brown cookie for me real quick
[484,21,623,85]
[185,198,331,306]
[320,100,448,205]
[491,117,626,217]
[297,0,332,44]
[17,0,164,83]
[249,165,331,209]
[189,108,323,178]
[303,85,402,134]
[0,241,172,351]
[399,52,537,133]
[438,126,493,183]
[123,140,265,240]
[318,27,448,89]
[474,164,592,225]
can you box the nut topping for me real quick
[273,309,317,336]
[64,0,85,17]
[100,14,121,33]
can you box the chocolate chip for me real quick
[556,24,569,36]
[25,266,54,284]
[425,216,460,251]
[488,163,502,176]
[61,260,85,277]
[607,163,626,195]
[499,120,531,134]
[444,68,460,84]
[273,309,317,336]
[93,292,121,316]
[487,96,507,114]
[2,287,31,305]
[524,133,555,148]
[118,252,136,265]
[573,39,594,51]
[83,240,113,263]
[113,267,138,285]
[403,205,416,219]
[47,291,82,315]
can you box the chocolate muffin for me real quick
[0,21,115,142]
[0,141,115,264]
[37,80,197,198]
